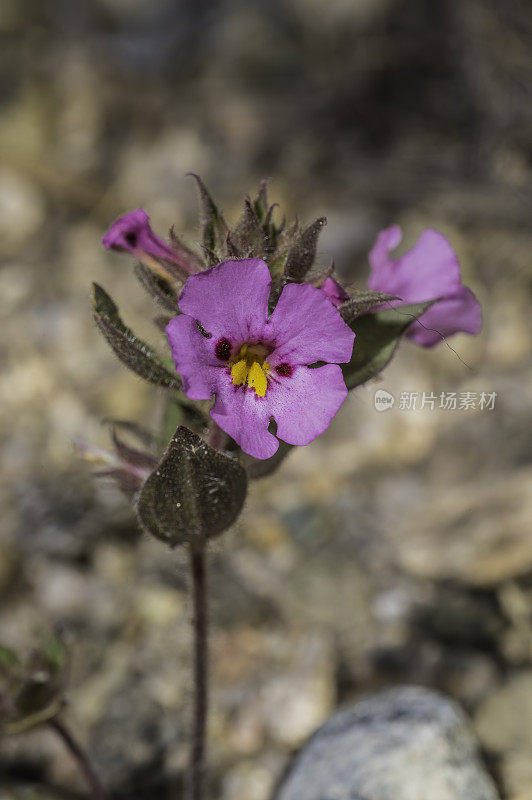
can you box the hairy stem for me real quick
[188,544,208,800]
[48,716,110,800]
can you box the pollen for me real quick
[231,359,249,387]
[248,361,268,397]
[230,343,271,397]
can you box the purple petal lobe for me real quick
[367,225,482,346]
[166,315,220,400]
[368,227,461,300]
[268,283,355,366]
[407,286,482,347]
[366,225,403,288]
[267,364,348,446]
[320,276,349,307]
[210,380,279,460]
[178,258,271,343]
[102,209,176,261]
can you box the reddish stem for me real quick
[48,716,110,800]
[188,545,208,800]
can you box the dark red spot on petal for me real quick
[275,363,293,377]
[215,337,232,360]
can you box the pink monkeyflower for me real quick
[367,225,482,347]
[102,209,177,262]
[102,208,198,280]
[166,259,355,460]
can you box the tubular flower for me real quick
[102,209,177,262]
[166,259,355,460]
[367,226,482,347]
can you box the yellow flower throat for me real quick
[230,343,271,398]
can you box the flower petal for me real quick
[267,283,355,366]
[178,258,271,343]
[166,315,221,399]
[210,379,279,460]
[320,276,350,307]
[368,227,462,301]
[366,224,403,288]
[406,286,482,347]
[267,364,348,446]
[368,226,482,346]
[102,209,176,261]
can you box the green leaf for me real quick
[0,638,70,736]
[136,427,248,547]
[158,393,210,448]
[339,291,399,324]
[227,198,265,258]
[342,301,436,390]
[189,173,228,258]
[104,418,158,450]
[261,204,281,259]
[42,636,67,674]
[1,699,63,736]
[169,226,205,273]
[92,283,181,389]
[268,219,299,277]
[283,217,326,281]
[134,264,179,313]
[109,424,159,472]
[252,179,269,223]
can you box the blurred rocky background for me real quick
[1,0,532,798]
